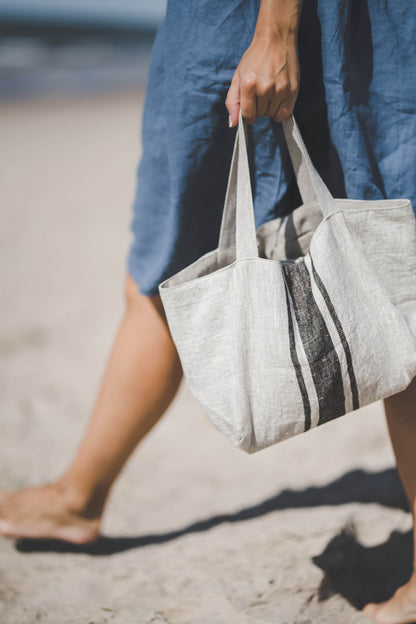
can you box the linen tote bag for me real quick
[159,111,416,454]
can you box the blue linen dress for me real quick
[127,0,416,296]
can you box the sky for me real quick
[0,0,167,28]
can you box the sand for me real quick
[0,91,412,624]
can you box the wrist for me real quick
[254,0,302,42]
[253,25,298,45]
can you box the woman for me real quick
[1,1,415,622]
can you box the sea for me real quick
[0,1,166,100]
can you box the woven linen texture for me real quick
[160,112,416,454]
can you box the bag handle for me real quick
[282,115,334,212]
[218,109,259,259]
[218,111,335,258]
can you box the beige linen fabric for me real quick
[159,111,416,454]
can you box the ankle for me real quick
[55,476,107,520]
[407,571,416,598]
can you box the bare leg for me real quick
[0,274,182,543]
[364,376,416,624]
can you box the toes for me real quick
[0,519,15,538]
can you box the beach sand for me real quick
[0,91,411,624]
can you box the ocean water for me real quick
[0,34,156,100]
[0,1,166,29]
[0,2,166,100]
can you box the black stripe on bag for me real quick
[309,256,359,411]
[284,283,312,431]
[282,261,345,426]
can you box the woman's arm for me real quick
[226,0,303,127]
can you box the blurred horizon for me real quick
[0,0,166,30]
[0,0,166,100]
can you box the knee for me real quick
[124,274,165,317]
[124,273,143,306]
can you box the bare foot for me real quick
[0,483,101,544]
[363,574,416,624]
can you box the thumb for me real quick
[225,71,240,128]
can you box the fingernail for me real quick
[228,115,233,128]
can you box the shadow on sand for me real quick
[15,467,412,608]
[313,524,413,610]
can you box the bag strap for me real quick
[282,115,334,213]
[218,112,335,258]
[218,109,259,259]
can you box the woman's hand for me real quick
[226,0,302,127]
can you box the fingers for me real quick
[226,73,298,127]
[225,72,241,128]
[269,87,295,123]
[226,70,258,128]
[255,71,299,123]
[271,68,299,122]
[225,44,300,126]
[239,72,257,125]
